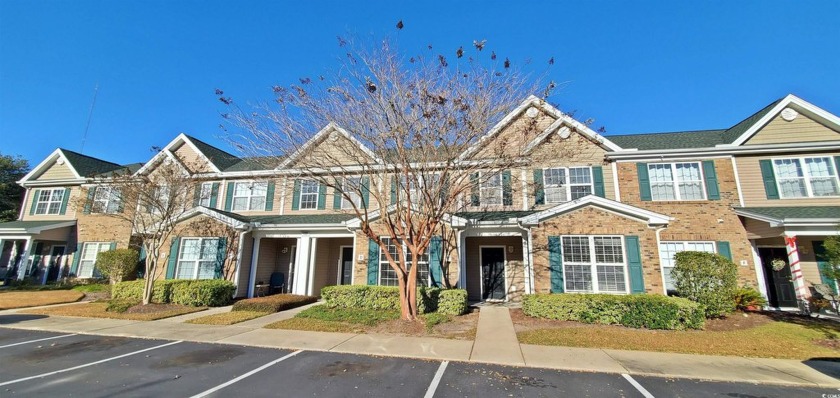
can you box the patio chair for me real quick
[269,272,285,294]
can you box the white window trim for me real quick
[378,237,430,287]
[542,166,594,204]
[658,241,716,295]
[197,182,214,207]
[176,237,220,280]
[772,156,840,199]
[298,180,319,210]
[479,172,503,206]
[34,188,65,215]
[232,181,268,211]
[561,235,629,294]
[647,162,707,201]
[78,242,111,278]
[92,186,121,214]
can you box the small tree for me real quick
[95,249,139,284]
[0,152,29,221]
[815,235,840,312]
[672,251,738,317]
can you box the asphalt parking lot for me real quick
[0,328,837,397]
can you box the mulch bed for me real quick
[370,308,480,340]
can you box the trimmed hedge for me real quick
[232,294,318,313]
[321,285,468,315]
[522,293,705,330]
[112,279,235,307]
[438,289,468,315]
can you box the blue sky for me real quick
[1,1,838,166]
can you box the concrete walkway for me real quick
[1,304,838,388]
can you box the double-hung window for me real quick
[232,182,267,211]
[648,162,705,200]
[176,237,220,279]
[34,188,65,215]
[543,167,593,203]
[562,236,627,293]
[658,241,716,293]
[299,180,319,210]
[146,184,171,214]
[77,242,111,278]
[92,186,121,214]
[197,182,214,207]
[379,237,430,287]
[773,157,840,198]
[480,172,503,205]
[341,177,363,209]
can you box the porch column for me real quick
[521,231,533,295]
[16,238,32,280]
[307,238,319,296]
[458,230,467,289]
[784,235,810,307]
[247,237,262,298]
[292,235,311,295]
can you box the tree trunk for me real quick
[397,272,419,321]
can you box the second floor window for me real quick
[774,157,840,198]
[648,162,705,201]
[299,180,319,210]
[34,188,65,215]
[232,182,267,211]
[480,172,503,205]
[543,167,593,203]
[92,187,121,214]
[341,177,362,209]
[197,182,214,207]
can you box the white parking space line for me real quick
[189,350,303,398]
[0,334,76,349]
[424,361,449,398]
[0,340,182,387]
[622,373,655,398]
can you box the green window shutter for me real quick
[759,159,779,200]
[224,182,235,211]
[317,183,327,210]
[470,173,480,206]
[367,239,380,285]
[83,187,95,214]
[31,242,44,277]
[29,189,40,216]
[209,183,220,209]
[265,182,275,211]
[716,241,732,261]
[215,238,227,279]
[702,160,721,200]
[166,237,180,279]
[361,176,370,209]
[429,236,443,287]
[835,156,840,178]
[548,236,564,293]
[815,241,837,294]
[70,243,83,275]
[502,170,512,206]
[625,236,645,294]
[59,187,72,215]
[533,169,544,205]
[109,242,117,251]
[137,245,147,278]
[333,178,343,209]
[592,166,605,198]
[390,176,398,205]
[193,183,202,206]
[636,163,651,201]
[291,179,301,210]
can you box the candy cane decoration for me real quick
[785,235,809,300]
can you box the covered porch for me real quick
[0,220,76,285]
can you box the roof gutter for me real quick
[607,140,840,161]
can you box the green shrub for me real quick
[112,279,219,305]
[422,312,451,332]
[106,298,139,313]
[296,305,399,326]
[672,252,738,318]
[95,249,139,284]
[733,286,767,310]
[418,287,442,313]
[232,294,318,312]
[112,280,145,301]
[522,293,705,330]
[438,289,468,315]
[170,280,236,307]
[71,284,110,293]
[321,285,469,315]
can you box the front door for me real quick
[47,246,65,282]
[340,247,353,285]
[759,247,798,307]
[481,247,506,301]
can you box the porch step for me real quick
[469,306,524,366]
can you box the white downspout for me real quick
[654,226,668,295]
[516,222,535,295]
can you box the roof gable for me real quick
[20,148,125,183]
[135,133,237,176]
[726,94,840,146]
[278,123,380,169]
[519,196,671,226]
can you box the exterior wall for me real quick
[734,150,840,207]
[279,175,383,216]
[464,236,525,302]
[21,186,81,221]
[745,113,840,146]
[742,217,784,240]
[35,161,77,180]
[473,108,556,159]
[218,177,283,215]
[149,215,242,283]
[287,132,376,168]
[310,237,353,296]
[236,233,254,297]
[172,143,214,173]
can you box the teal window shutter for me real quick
[835,156,840,179]
[29,189,40,216]
[625,236,645,294]
[291,179,301,210]
[390,176,398,205]
[31,242,43,277]
[59,187,72,215]
[758,159,779,200]
[636,163,651,201]
[224,182,235,211]
[429,236,443,287]
[470,173,480,206]
[83,188,95,214]
[702,160,721,200]
[265,182,275,211]
[193,183,202,206]
[333,178,343,209]
[548,236,564,293]
[215,238,227,279]
[502,170,512,206]
[716,241,732,261]
[815,241,837,294]
[209,183,220,208]
[317,183,327,210]
[367,239,380,285]
[361,176,370,209]
[109,242,117,251]
[166,238,180,279]
[70,243,83,275]
[137,245,147,278]
[533,169,544,205]
[592,166,605,198]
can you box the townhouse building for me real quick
[0,94,837,309]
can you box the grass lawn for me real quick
[187,310,271,325]
[515,310,840,360]
[71,284,110,293]
[0,290,85,310]
[23,302,206,321]
[266,306,401,333]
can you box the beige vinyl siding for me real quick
[21,186,81,221]
[310,237,353,296]
[734,151,840,207]
[35,161,76,180]
[172,143,214,173]
[286,132,376,168]
[745,113,840,145]
[742,218,784,240]
[218,178,282,215]
[473,109,556,159]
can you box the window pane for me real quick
[597,265,626,292]
[562,237,590,263]
[197,261,216,279]
[232,197,248,211]
[177,261,195,279]
[180,239,201,260]
[649,164,676,200]
[594,237,623,263]
[806,157,840,196]
[568,167,591,184]
[250,196,266,211]
[570,185,592,200]
[564,264,592,292]
[234,183,250,196]
[774,159,807,198]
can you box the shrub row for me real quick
[522,293,705,330]
[232,294,319,313]
[112,279,235,307]
[320,285,468,316]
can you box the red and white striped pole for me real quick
[785,235,809,307]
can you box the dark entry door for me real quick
[340,247,353,285]
[47,246,65,282]
[481,247,506,300]
[759,248,798,307]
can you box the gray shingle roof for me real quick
[184,135,242,171]
[60,149,125,177]
[0,220,75,232]
[249,214,356,225]
[735,206,840,220]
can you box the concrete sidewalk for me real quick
[1,305,838,388]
